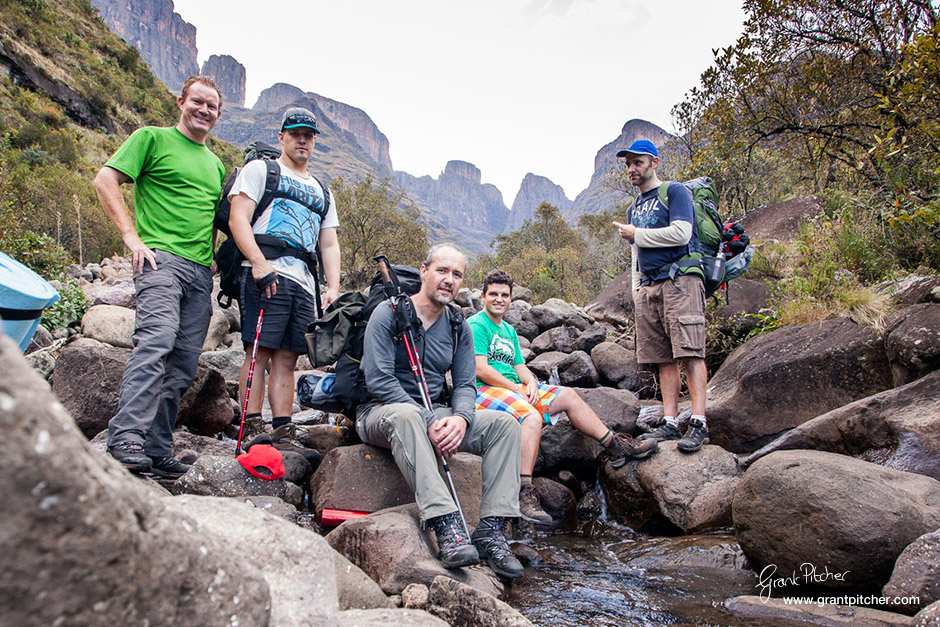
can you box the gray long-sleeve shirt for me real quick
[360,299,476,426]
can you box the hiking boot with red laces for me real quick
[639,419,682,443]
[108,441,152,475]
[472,516,524,579]
[519,484,554,526]
[270,423,322,468]
[677,418,709,453]
[606,433,658,468]
[427,511,480,569]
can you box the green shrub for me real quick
[41,277,89,330]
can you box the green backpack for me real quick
[658,177,724,256]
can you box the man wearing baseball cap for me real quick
[613,139,710,453]
[228,107,341,459]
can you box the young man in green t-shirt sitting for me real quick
[469,269,658,525]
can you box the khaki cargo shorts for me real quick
[634,273,706,363]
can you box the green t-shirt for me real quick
[468,311,524,388]
[106,126,225,266]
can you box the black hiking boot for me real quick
[427,511,480,569]
[149,456,192,480]
[108,441,152,475]
[606,433,658,468]
[270,423,322,468]
[472,517,524,579]
[677,418,709,453]
[638,419,682,442]
[519,484,554,526]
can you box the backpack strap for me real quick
[657,181,672,208]
[253,159,281,224]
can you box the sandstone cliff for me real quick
[395,161,510,253]
[201,54,245,107]
[565,119,674,223]
[506,173,573,233]
[89,0,198,93]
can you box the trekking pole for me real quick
[235,308,264,455]
[374,256,473,540]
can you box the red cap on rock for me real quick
[237,444,285,481]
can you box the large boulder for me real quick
[883,529,940,613]
[724,596,914,626]
[601,441,741,533]
[89,278,136,308]
[51,343,129,437]
[878,274,940,307]
[173,454,304,507]
[331,550,396,611]
[739,195,823,240]
[202,305,233,352]
[590,341,657,395]
[706,317,893,453]
[336,608,448,626]
[527,350,598,387]
[198,346,246,398]
[297,423,358,455]
[167,495,339,625]
[80,304,135,348]
[584,271,634,327]
[733,450,940,591]
[176,364,237,436]
[535,387,640,478]
[884,304,940,386]
[311,446,483,526]
[529,326,579,354]
[426,576,533,626]
[740,370,940,481]
[326,504,503,598]
[572,324,608,354]
[0,334,272,626]
[914,600,940,626]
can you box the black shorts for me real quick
[239,268,316,354]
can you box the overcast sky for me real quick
[173,0,746,204]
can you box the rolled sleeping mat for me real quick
[0,252,60,352]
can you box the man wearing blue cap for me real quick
[228,107,341,459]
[613,140,709,452]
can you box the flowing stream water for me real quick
[506,522,796,626]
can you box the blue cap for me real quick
[616,139,659,159]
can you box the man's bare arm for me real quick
[94,166,156,273]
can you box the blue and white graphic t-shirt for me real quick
[628,182,697,280]
[229,159,339,295]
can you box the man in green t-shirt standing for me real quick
[470,269,658,525]
[94,76,226,478]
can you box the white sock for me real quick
[691,414,707,426]
[663,415,679,428]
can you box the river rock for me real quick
[168,494,338,625]
[713,277,772,322]
[879,274,940,307]
[706,317,893,453]
[90,279,136,308]
[618,535,751,574]
[402,583,430,609]
[885,304,940,386]
[601,441,741,532]
[281,450,314,485]
[171,430,232,458]
[883,529,940,613]
[914,600,940,626]
[336,608,449,626]
[427,576,533,626]
[326,504,503,598]
[455,288,472,308]
[51,343,129,437]
[531,477,576,524]
[733,450,940,590]
[234,495,298,522]
[198,346,245,398]
[311,446,482,525]
[25,350,55,380]
[511,285,533,303]
[297,423,358,455]
[739,369,940,481]
[584,271,634,327]
[202,305,232,352]
[332,549,396,610]
[572,324,608,355]
[536,387,640,478]
[724,596,913,626]
[530,326,579,354]
[528,350,598,387]
[80,304,135,348]
[26,323,53,353]
[176,364,237,436]
[172,454,303,507]
[0,334,272,626]
[590,341,657,395]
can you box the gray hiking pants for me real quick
[356,402,522,524]
[107,250,212,457]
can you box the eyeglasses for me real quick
[282,113,318,130]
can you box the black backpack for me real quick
[214,141,331,309]
[298,264,464,417]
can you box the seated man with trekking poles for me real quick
[356,244,525,579]
[614,140,710,452]
[228,107,340,462]
[471,269,657,526]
